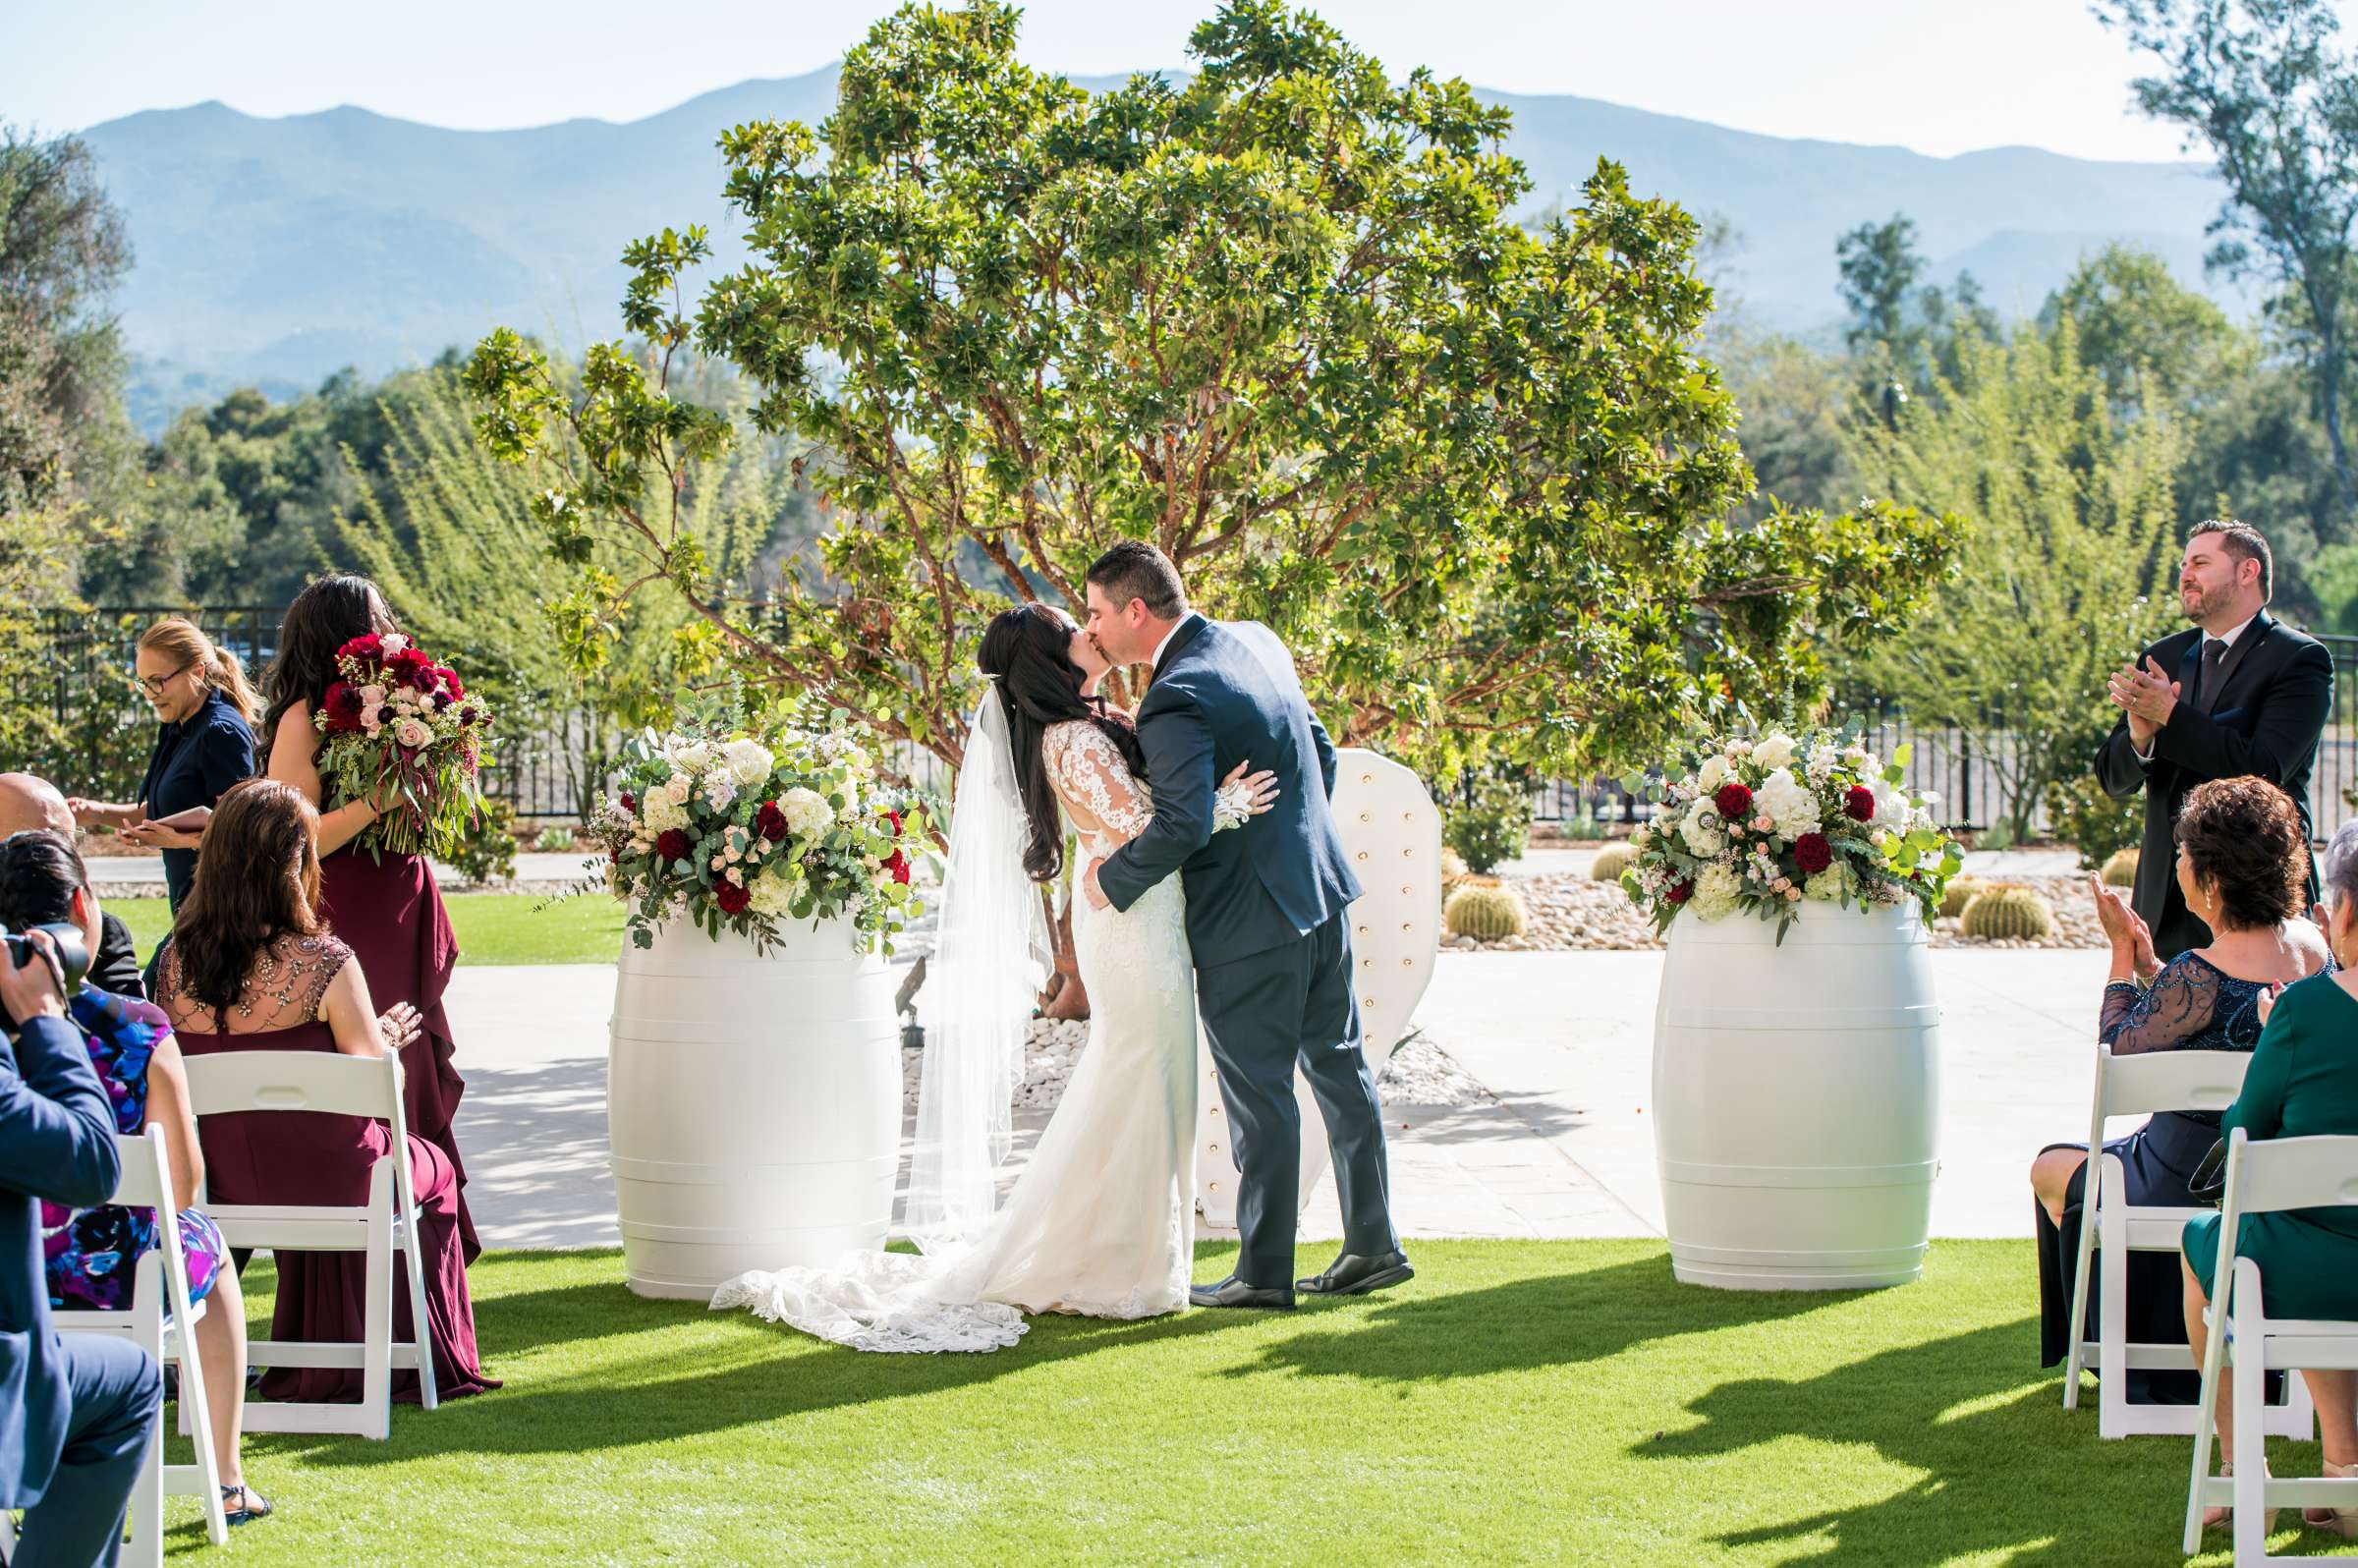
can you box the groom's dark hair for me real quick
[1086,540,1188,619]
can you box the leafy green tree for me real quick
[2097,0,2358,527]
[468,0,1956,782]
[1837,215,1925,356]
[1709,317,1860,523]
[2039,243,2241,411]
[0,126,132,512]
[335,364,774,819]
[1843,321,2188,841]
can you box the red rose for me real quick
[1844,785,1876,822]
[1712,782,1753,821]
[655,828,691,863]
[887,850,912,885]
[1793,832,1833,875]
[755,802,789,842]
[619,792,637,813]
[713,881,752,916]
[337,633,384,664]
[1666,879,1694,905]
[322,681,365,734]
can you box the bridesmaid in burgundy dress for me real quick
[261,575,478,1258]
[159,778,495,1401]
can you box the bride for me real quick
[711,602,1274,1351]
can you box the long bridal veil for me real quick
[901,684,1053,1253]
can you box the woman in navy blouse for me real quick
[70,618,261,911]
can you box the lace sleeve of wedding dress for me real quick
[900,689,1053,1254]
[1044,720,1255,843]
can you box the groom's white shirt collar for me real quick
[1148,616,1194,674]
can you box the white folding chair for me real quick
[2184,1128,2358,1563]
[181,1049,438,1439]
[2064,1048,2314,1439]
[54,1127,229,1563]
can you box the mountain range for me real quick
[78,65,2241,429]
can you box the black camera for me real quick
[1,922,88,998]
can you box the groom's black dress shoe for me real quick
[1189,1275,1296,1310]
[1297,1249,1415,1297]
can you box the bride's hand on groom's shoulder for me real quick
[1082,857,1111,911]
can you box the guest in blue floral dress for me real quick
[2029,778,2330,1406]
[3,829,270,1524]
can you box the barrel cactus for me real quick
[1939,875,1989,920]
[2102,847,2139,887]
[1445,883,1529,941]
[1960,886,2055,940]
[1590,844,1639,882]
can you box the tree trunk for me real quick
[1039,894,1089,1020]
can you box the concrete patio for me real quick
[444,946,2105,1252]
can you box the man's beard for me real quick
[2183,582,2233,623]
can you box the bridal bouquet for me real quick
[590,716,932,954]
[313,631,493,861]
[1622,728,1962,939]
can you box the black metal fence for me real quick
[20,610,2358,841]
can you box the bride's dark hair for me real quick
[978,603,1145,884]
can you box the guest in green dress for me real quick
[2182,815,2358,1537]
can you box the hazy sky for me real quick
[8,0,2354,161]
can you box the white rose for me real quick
[1754,733,1797,771]
[723,739,774,788]
[669,740,715,774]
[1870,779,1908,831]
[378,632,409,655]
[1688,863,1743,922]
[1696,755,1729,792]
[664,772,693,806]
[1753,768,1822,840]
[360,684,387,708]
[393,717,431,750]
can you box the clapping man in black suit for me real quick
[2095,519,2333,961]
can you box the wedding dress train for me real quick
[711,718,1201,1352]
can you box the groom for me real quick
[1080,541,1410,1310]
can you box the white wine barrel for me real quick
[1652,898,1940,1290]
[608,917,900,1299]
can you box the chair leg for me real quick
[364,1180,395,1440]
[128,1411,164,1568]
[172,1317,228,1545]
[2233,1346,2270,1562]
[2098,1191,2129,1440]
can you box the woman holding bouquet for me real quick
[262,574,478,1256]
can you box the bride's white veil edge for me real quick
[901,684,1053,1254]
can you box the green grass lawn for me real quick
[111,893,625,967]
[153,1240,2354,1566]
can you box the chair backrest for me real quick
[2223,1129,2358,1217]
[106,1126,174,1210]
[2097,1048,2251,1121]
[181,1048,402,1121]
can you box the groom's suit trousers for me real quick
[1198,909,1398,1288]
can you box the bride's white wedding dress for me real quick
[711,718,1204,1352]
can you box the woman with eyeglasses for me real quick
[68,618,262,912]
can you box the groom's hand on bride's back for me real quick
[1082,858,1111,911]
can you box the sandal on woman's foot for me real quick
[220,1484,273,1526]
[2205,1462,2277,1533]
[2303,1459,2358,1536]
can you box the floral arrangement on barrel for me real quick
[314,631,494,862]
[589,715,932,954]
[1622,729,1962,940]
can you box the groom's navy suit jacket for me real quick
[1097,615,1363,967]
[0,1011,125,1509]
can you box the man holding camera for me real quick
[0,776,144,998]
[0,910,160,1567]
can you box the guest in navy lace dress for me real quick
[0,830,268,1524]
[2031,776,2329,1402]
